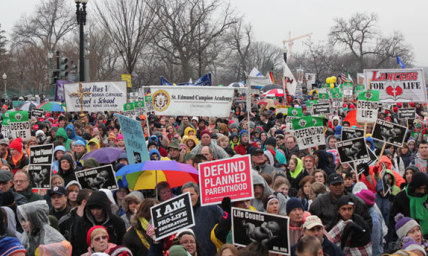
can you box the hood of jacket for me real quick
[184,127,196,137]
[365,136,375,151]
[54,145,66,158]
[84,191,112,225]
[252,170,273,196]
[65,124,77,139]
[86,137,100,152]
[58,154,75,176]
[149,149,161,159]
[407,172,428,196]
[377,155,392,170]
[17,200,49,233]
[56,128,68,140]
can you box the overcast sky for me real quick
[1,0,427,67]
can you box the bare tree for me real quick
[149,0,236,80]
[95,0,155,75]
[247,41,282,74]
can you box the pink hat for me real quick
[117,134,124,140]
[356,189,375,207]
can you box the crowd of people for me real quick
[0,90,427,256]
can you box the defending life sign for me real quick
[291,116,325,150]
[198,155,253,206]
[149,86,234,117]
[364,68,427,103]
[357,90,379,123]
[64,81,127,112]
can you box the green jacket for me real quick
[56,128,72,151]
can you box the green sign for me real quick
[123,103,135,111]
[292,116,324,130]
[134,101,145,108]
[358,90,380,101]
[287,107,303,117]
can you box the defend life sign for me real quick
[357,90,379,123]
[149,86,234,117]
[364,68,427,103]
[64,81,127,112]
[198,155,254,206]
[291,116,325,150]
[6,111,31,140]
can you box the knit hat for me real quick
[107,245,133,256]
[395,213,420,239]
[230,123,239,130]
[265,137,277,147]
[286,198,304,215]
[239,130,249,137]
[199,129,211,138]
[337,195,354,209]
[117,134,124,140]
[401,236,426,256]
[355,189,375,207]
[74,140,86,147]
[263,194,279,210]
[108,133,117,142]
[405,165,419,174]
[87,225,109,246]
[0,170,12,183]
[0,237,26,255]
[0,138,8,145]
[168,245,191,256]
[9,138,23,153]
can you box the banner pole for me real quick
[353,161,359,182]
[247,86,251,123]
[378,142,387,162]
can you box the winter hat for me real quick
[199,129,211,138]
[286,198,304,215]
[83,158,100,169]
[230,123,239,130]
[0,170,13,183]
[401,236,426,256]
[168,245,191,256]
[117,134,124,140]
[395,213,420,239]
[337,195,354,209]
[9,138,23,153]
[74,140,86,147]
[355,189,375,207]
[405,165,419,174]
[107,246,133,256]
[265,137,277,147]
[239,130,249,137]
[108,133,117,142]
[263,194,279,210]
[87,225,109,246]
[0,237,26,255]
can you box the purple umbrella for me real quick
[81,147,126,164]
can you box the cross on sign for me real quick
[71,83,92,114]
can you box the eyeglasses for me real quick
[93,235,108,242]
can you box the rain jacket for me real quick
[17,200,66,256]
[55,128,72,151]
[72,191,126,256]
[361,156,405,193]
[58,155,80,186]
[86,137,100,152]
[65,123,84,142]
[183,127,196,137]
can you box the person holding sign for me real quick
[8,138,29,174]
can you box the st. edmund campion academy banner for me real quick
[291,116,325,150]
[357,90,379,123]
[149,86,234,117]
[64,81,127,112]
[364,68,427,103]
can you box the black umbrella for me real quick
[261,84,282,92]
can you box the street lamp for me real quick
[75,0,88,82]
[2,73,8,100]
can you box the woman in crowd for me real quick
[65,181,80,208]
[82,225,117,256]
[395,213,428,254]
[51,145,65,174]
[263,193,280,215]
[58,154,79,186]
[121,192,144,229]
[216,244,239,256]
[174,229,205,256]
[286,157,306,197]
[297,176,315,211]
[273,176,290,200]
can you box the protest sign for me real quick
[336,137,369,164]
[149,86,234,117]
[31,109,44,118]
[341,82,353,97]
[372,119,407,147]
[354,147,378,175]
[198,155,253,206]
[121,74,132,88]
[364,68,427,103]
[64,81,127,112]
[232,207,290,255]
[75,165,118,190]
[28,164,51,189]
[115,114,149,164]
[318,92,330,101]
[29,144,53,165]
[7,111,31,140]
[341,127,364,141]
[1,113,10,138]
[150,192,195,241]
[54,80,70,102]
[398,108,416,120]
[291,116,325,150]
[311,102,331,116]
[357,90,380,123]
[285,107,303,122]
[275,105,287,115]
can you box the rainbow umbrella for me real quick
[37,102,65,112]
[116,161,199,190]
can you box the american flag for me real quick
[340,73,347,84]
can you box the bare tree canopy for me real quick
[95,0,155,75]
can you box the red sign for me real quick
[198,155,254,206]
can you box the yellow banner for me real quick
[121,74,132,88]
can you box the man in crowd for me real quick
[251,148,274,175]
[49,186,71,221]
[190,130,228,159]
[0,170,26,205]
[13,170,42,202]
[411,141,428,173]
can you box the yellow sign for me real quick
[275,105,288,115]
[121,74,132,88]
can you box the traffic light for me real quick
[59,57,68,79]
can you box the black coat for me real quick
[72,191,126,256]
[122,226,152,256]
[286,169,308,198]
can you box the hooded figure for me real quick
[52,145,66,174]
[86,138,100,153]
[55,128,73,151]
[251,170,287,215]
[58,155,80,186]
[17,200,66,256]
[65,123,84,142]
[314,150,335,176]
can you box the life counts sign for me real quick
[150,192,195,241]
[198,155,254,206]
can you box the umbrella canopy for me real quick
[37,102,65,112]
[81,147,126,164]
[116,161,199,190]
[15,101,37,111]
[263,89,284,97]
[257,98,279,108]
[261,84,282,92]
[228,82,245,88]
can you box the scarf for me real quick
[135,217,150,249]
[406,187,428,236]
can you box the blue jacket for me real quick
[65,124,85,142]
[370,206,384,256]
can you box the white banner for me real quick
[364,68,427,102]
[356,101,379,123]
[149,86,234,117]
[64,81,127,112]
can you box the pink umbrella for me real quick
[263,89,284,97]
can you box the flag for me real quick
[283,60,297,96]
[193,73,212,86]
[306,100,318,107]
[287,107,303,117]
[358,90,379,101]
[134,101,145,108]
[318,93,329,100]
[267,71,274,84]
[160,76,173,85]
[396,55,406,69]
[291,116,323,130]
[340,73,347,84]
[123,103,135,111]
[249,67,263,77]
[346,72,353,83]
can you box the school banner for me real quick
[150,193,195,241]
[115,114,149,164]
[291,116,325,149]
[29,144,54,165]
[232,208,290,255]
[357,90,380,123]
[372,119,407,147]
[198,155,253,206]
[75,165,118,190]
[364,68,427,103]
[64,81,127,112]
[336,137,369,164]
[149,86,234,117]
[6,111,31,140]
[398,108,416,119]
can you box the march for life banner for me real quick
[64,81,127,112]
[198,155,254,206]
[149,86,234,117]
[364,68,427,103]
